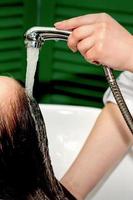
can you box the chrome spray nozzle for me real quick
[24,26,71,48]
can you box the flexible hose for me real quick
[103,66,133,134]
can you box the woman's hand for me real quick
[55,13,133,72]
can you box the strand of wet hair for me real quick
[27,95,70,200]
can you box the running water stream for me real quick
[25,47,39,96]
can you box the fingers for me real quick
[67,25,94,52]
[84,45,104,66]
[54,13,111,66]
[76,39,100,65]
[76,36,95,56]
[54,13,100,30]
[68,30,98,65]
[67,24,98,64]
[84,46,98,63]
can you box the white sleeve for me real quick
[103,71,133,114]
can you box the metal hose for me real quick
[103,66,133,134]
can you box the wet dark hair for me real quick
[0,79,76,200]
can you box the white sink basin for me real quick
[40,104,133,200]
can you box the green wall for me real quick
[0,0,133,108]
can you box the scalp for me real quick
[0,76,25,138]
[0,76,23,105]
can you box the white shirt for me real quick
[103,71,133,114]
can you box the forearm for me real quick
[61,102,133,200]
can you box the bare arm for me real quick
[61,103,133,199]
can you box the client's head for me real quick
[0,77,75,200]
[0,76,45,200]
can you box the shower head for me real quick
[24,26,71,48]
